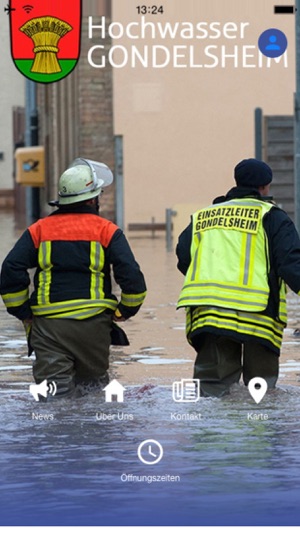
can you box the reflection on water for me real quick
[0,213,300,526]
[0,385,300,526]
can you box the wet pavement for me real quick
[0,211,300,526]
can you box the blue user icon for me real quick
[258,28,288,58]
[266,35,280,51]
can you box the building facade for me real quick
[4,0,295,231]
[112,0,295,232]
[0,11,25,208]
[37,0,115,220]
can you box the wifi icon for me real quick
[23,4,33,14]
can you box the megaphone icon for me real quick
[29,379,57,401]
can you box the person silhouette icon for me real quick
[258,28,288,58]
[265,35,281,51]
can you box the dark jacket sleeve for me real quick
[0,229,38,320]
[176,221,192,275]
[264,207,300,294]
[107,229,147,319]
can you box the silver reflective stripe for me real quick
[48,308,106,319]
[226,200,266,208]
[94,242,101,300]
[178,295,267,307]
[32,298,117,315]
[121,292,146,306]
[1,288,29,307]
[191,232,201,281]
[243,233,253,286]
[181,282,269,296]
[38,241,52,305]
[192,316,281,335]
[190,316,283,348]
[90,242,104,300]
[192,306,285,333]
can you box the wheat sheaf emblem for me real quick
[20,16,72,74]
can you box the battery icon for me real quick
[274,5,295,13]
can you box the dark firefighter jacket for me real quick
[0,205,147,322]
[176,187,300,355]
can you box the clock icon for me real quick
[137,439,164,465]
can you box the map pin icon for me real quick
[248,377,268,404]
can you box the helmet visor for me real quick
[70,158,113,189]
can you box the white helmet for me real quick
[50,158,113,206]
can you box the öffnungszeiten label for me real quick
[121,473,181,484]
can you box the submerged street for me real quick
[0,212,300,526]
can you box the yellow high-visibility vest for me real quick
[177,198,287,324]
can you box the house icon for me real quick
[103,379,125,402]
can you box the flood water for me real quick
[0,212,300,526]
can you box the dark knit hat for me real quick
[234,158,273,188]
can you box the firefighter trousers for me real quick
[193,333,279,397]
[30,313,112,398]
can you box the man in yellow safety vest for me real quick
[176,158,300,397]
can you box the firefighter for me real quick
[0,158,146,399]
[176,158,300,397]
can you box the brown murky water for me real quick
[0,211,300,527]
